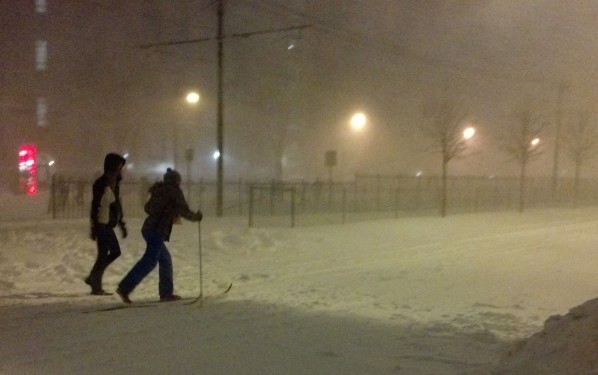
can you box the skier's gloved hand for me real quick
[195,210,203,222]
[90,227,97,241]
[119,221,128,238]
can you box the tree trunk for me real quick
[573,158,581,208]
[441,158,448,217]
[519,161,527,213]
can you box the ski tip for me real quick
[223,283,233,293]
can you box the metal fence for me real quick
[47,174,598,226]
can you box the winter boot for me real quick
[90,289,112,296]
[116,288,132,304]
[160,294,182,302]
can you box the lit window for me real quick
[35,0,47,14]
[37,97,48,127]
[35,40,48,71]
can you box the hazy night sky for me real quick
[218,0,598,180]
[3,0,598,182]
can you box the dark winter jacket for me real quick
[141,178,201,241]
[90,153,126,229]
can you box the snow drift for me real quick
[496,297,598,374]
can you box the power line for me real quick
[139,24,311,48]
[249,0,576,90]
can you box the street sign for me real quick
[185,148,194,162]
[325,150,337,167]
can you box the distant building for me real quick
[0,1,146,183]
[0,1,327,184]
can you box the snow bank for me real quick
[495,297,598,374]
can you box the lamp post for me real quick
[175,91,201,170]
[348,112,368,175]
[185,91,200,198]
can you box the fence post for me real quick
[248,185,254,228]
[353,177,358,212]
[270,179,275,215]
[342,188,347,224]
[238,178,243,215]
[51,174,56,219]
[415,176,422,210]
[300,181,307,213]
[394,188,400,219]
[290,187,296,228]
[376,174,382,211]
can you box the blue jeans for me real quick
[119,229,174,297]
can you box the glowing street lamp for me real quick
[350,112,367,131]
[186,91,200,105]
[463,126,475,140]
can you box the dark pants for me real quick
[118,229,174,298]
[87,225,121,291]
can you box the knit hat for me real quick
[164,168,181,185]
[103,153,126,173]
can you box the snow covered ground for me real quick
[1,192,598,374]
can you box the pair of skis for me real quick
[83,283,232,313]
[183,282,233,306]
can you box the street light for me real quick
[174,91,201,171]
[463,126,475,140]
[186,91,200,105]
[350,112,367,131]
[183,91,200,197]
[344,111,368,177]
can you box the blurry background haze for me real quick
[2,0,598,186]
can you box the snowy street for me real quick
[2,204,598,374]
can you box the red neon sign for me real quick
[18,144,37,195]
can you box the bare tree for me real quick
[420,95,472,217]
[266,119,289,181]
[562,110,598,205]
[498,106,546,212]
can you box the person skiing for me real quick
[85,153,127,295]
[116,168,202,303]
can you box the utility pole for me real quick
[551,83,567,198]
[216,0,224,217]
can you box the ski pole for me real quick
[198,220,204,307]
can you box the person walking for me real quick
[85,153,127,295]
[117,168,202,303]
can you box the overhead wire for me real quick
[246,0,581,91]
